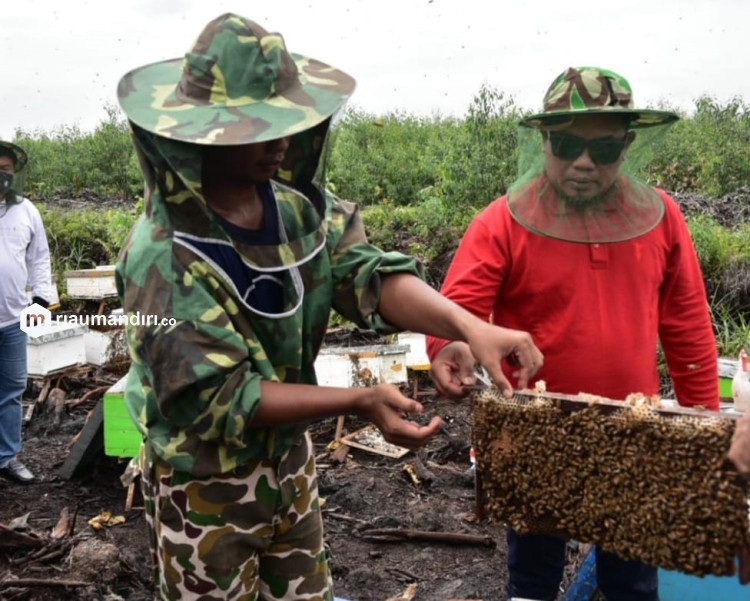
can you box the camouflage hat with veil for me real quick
[508,66,679,243]
[116,12,355,225]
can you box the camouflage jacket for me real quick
[116,126,422,476]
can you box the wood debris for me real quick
[360,527,495,547]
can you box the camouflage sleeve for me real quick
[117,237,272,471]
[129,316,263,428]
[325,193,425,333]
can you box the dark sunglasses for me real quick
[548,132,628,165]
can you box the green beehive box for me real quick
[719,377,732,400]
[718,357,737,402]
[103,375,142,457]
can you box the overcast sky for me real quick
[2,0,749,140]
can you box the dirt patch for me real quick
[33,189,138,213]
[0,366,527,601]
[673,186,750,229]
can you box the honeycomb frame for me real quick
[472,389,750,577]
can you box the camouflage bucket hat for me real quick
[117,13,356,145]
[520,66,678,129]
[0,141,28,171]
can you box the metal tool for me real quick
[462,366,494,392]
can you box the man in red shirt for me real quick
[427,67,718,601]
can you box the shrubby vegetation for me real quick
[646,97,750,197]
[14,105,143,199]
[38,203,141,288]
[8,86,750,354]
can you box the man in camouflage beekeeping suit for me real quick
[115,13,543,601]
[427,67,720,600]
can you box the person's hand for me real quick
[429,341,478,400]
[31,296,49,309]
[429,326,543,399]
[729,413,750,584]
[467,323,543,397]
[359,383,442,449]
[729,412,750,477]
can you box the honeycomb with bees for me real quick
[472,387,750,577]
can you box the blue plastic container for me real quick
[564,548,750,600]
[658,568,750,600]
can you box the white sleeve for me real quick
[25,202,54,304]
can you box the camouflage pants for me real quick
[140,431,332,601]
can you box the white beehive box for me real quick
[27,322,88,376]
[64,265,118,299]
[718,357,738,380]
[717,356,748,405]
[396,331,431,369]
[315,344,409,388]
[84,327,128,367]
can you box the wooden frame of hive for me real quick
[472,388,750,577]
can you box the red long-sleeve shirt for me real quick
[427,189,718,409]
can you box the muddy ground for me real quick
[0,365,535,601]
[1,187,749,600]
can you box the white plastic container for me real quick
[27,321,88,376]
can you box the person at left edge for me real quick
[0,140,53,484]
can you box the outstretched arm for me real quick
[377,273,543,398]
[254,380,441,449]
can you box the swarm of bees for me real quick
[472,387,750,577]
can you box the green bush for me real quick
[647,96,750,196]
[712,303,750,359]
[327,108,460,206]
[436,85,520,212]
[687,214,741,276]
[362,188,476,265]
[38,204,139,286]
[13,105,142,198]
[10,92,750,206]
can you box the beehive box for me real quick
[396,332,431,370]
[314,344,409,388]
[64,265,117,299]
[26,321,88,376]
[718,356,741,401]
[472,388,750,578]
[84,327,128,367]
[103,375,141,458]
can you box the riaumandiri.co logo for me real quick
[19,303,53,336]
